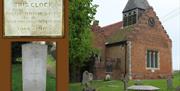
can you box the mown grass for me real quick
[69,72,180,91]
[12,64,56,91]
[47,55,56,78]
[12,64,23,91]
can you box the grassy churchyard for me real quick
[69,72,180,91]
[12,55,56,91]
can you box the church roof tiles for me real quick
[123,0,150,13]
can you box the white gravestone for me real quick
[89,73,93,81]
[22,44,47,91]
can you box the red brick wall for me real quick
[92,31,106,61]
[95,68,106,80]
[130,8,172,79]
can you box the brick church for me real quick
[91,0,172,80]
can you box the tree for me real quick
[11,42,29,64]
[69,0,98,82]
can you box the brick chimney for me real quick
[93,20,99,26]
[92,20,101,32]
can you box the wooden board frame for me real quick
[0,0,69,91]
[3,0,65,38]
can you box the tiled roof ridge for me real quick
[101,21,123,29]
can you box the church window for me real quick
[106,62,113,73]
[146,50,159,69]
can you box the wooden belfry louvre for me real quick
[123,12,137,27]
[0,0,68,91]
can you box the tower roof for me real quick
[123,0,150,13]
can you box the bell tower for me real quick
[123,0,150,27]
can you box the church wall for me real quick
[130,8,172,79]
[94,68,106,80]
[92,32,106,61]
[131,41,172,79]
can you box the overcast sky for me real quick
[92,0,180,70]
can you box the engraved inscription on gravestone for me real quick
[4,0,63,37]
[22,44,47,91]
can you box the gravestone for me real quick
[82,71,96,91]
[105,74,111,81]
[89,73,93,81]
[82,71,90,85]
[82,82,96,91]
[176,86,180,91]
[22,44,47,91]
[167,77,173,90]
[83,87,96,91]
